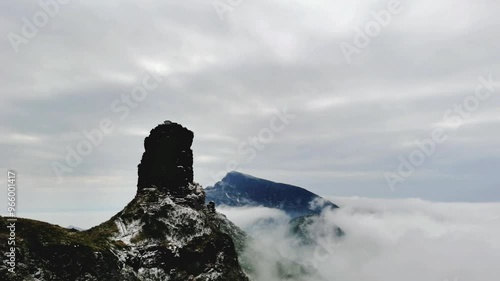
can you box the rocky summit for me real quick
[0,121,249,281]
[138,121,194,196]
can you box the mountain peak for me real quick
[206,171,338,218]
[222,171,258,182]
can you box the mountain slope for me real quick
[205,171,338,218]
[0,121,249,281]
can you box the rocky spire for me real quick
[2,121,250,281]
[137,121,194,196]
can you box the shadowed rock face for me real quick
[138,121,194,196]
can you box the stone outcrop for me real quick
[137,121,194,196]
[0,121,249,281]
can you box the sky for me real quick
[218,198,500,281]
[1,0,500,226]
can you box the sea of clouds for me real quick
[218,197,500,281]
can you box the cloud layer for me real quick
[218,197,500,281]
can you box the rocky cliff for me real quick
[0,121,249,281]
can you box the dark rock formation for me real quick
[0,121,249,281]
[137,121,194,196]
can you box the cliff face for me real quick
[0,121,249,281]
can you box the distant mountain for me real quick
[205,171,338,218]
[205,172,342,280]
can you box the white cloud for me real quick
[221,197,500,281]
[217,205,290,230]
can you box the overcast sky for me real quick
[1,0,499,225]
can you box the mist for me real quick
[218,198,500,281]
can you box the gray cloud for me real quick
[1,0,500,223]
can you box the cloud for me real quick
[218,197,500,281]
[1,0,500,221]
[217,205,290,230]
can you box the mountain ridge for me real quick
[205,171,338,218]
